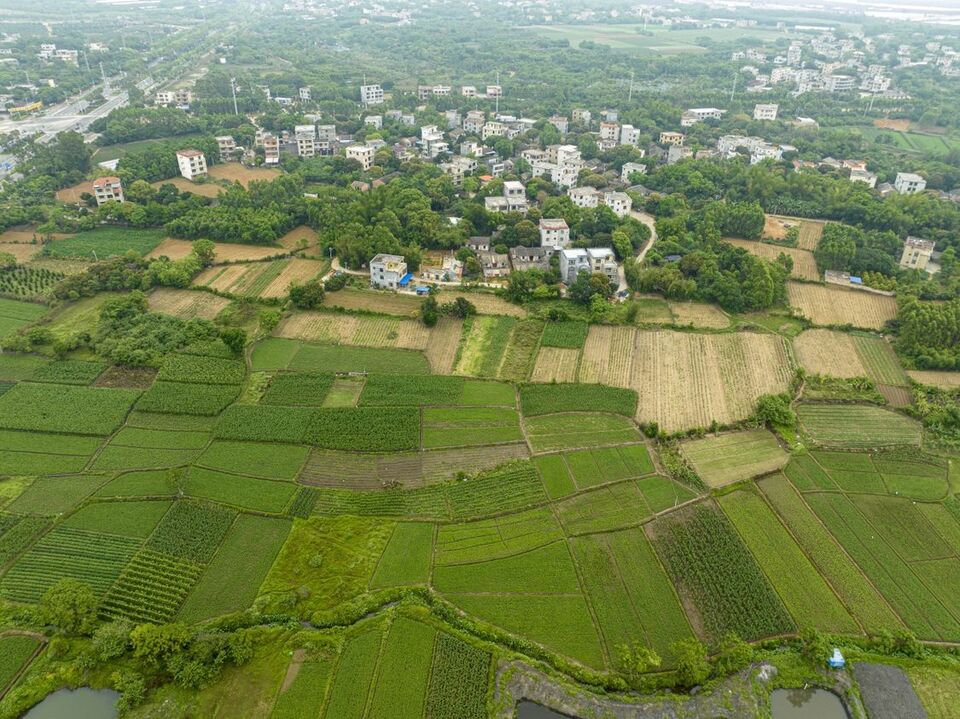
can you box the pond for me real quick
[515,701,576,718]
[21,688,119,719]
[771,688,849,719]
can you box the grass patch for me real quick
[520,383,637,417]
[183,468,296,513]
[195,441,308,480]
[45,228,166,259]
[540,321,588,349]
[63,499,171,538]
[369,522,434,589]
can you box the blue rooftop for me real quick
[398,273,414,287]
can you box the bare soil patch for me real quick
[148,238,286,263]
[874,118,911,132]
[94,365,158,389]
[151,177,223,198]
[906,370,960,389]
[278,225,320,251]
[54,180,92,204]
[208,163,282,187]
[0,243,41,263]
[763,215,798,241]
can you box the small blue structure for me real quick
[398,273,414,287]
[828,648,845,669]
[415,285,431,296]
[850,276,863,285]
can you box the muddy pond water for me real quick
[20,688,119,719]
[771,687,849,719]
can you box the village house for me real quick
[900,237,936,272]
[92,176,124,206]
[603,191,632,218]
[539,218,571,249]
[175,150,207,180]
[894,172,927,195]
[559,247,618,285]
[346,144,375,171]
[659,131,685,146]
[263,134,280,165]
[509,246,551,271]
[478,250,511,279]
[216,135,236,161]
[567,186,600,209]
[467,237,491,253]
[680,108,724,126]
[369,253,408,289]
[621,162,646,183]
[753,103,779,121]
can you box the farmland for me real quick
[787,282,897,330]
[147,288,231,321]
[724,239,820,281]
[797,404,922,447]
[681,430,789,488]
[45,228,167,259]
[794,329,907,385]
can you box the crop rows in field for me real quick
[555,480,652,535]
[260,259,325,299]
[906,370,960,389]
[100,548,203,623]
[435,507,563,565]
[300,443,529,489]
[422,407,522,448]
[524,413,641,453]
[252,338,431,376]
[0,634,41,694]
[369,522,434,588]
[262,372,334,406]
[424,318,463,375]
[0,384,140,436]
[496,319,543,382]
[29,359,105,386]
[0,516,48,566]
[146,501,236,564]
[649,502,794,642]
[276,312,431,351]
[194,259,302,298]
[787,282,897,330]
[455,316,517,377]
[681,429,788,488]
[0,267,65,300]
[520,383,637,417]
[577,325,635,386]
[424,634,490,719]
[540,321,588,349]
[147,287,231,321]
[794,330,907,385]
[157,354,245,385]
[798,404,922,448]
[135,381,240,415]
[530,347,580,383]
[0,527,139,602]
[796,219,825,251]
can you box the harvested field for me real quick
[681,430,788,488]
[631,296,673,324]
[193,264,247,292]
[151,177,223,198]
[323,287,525,318]
[907,370,960,388]
[854,663,928,719]
[796,220,826,251]
[878,384,912,407]
[278,225,319,250]
[54,180,92,204]
[208,163,281,187]
[762,215,798,242]
[577,326,635,387]
[875,118,912,131]
[424,318,463,374]
[147,238,285,262]
[530,347,580,383]
[260,259,326,299]
[276,312,430,351]
[787,282,896,330]
[668,302,730,329]
[0,243,40,263]
[94,366,157,389]
[725,239,819,281]
[794,329,907,385]
[299,443,529,488]
[148,288,230,321]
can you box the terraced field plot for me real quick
[524,413,641,453]
[147,238,285,262]
[454,316,516,377]
[796,219,826,251]
[147,288,230,321]
[681,430,788,487]
[276,312,430,350]
[798,404,922,448]
[530,346,580,382]
[724,239,819,281]
[667,302,730,329]
[193,259,295,298]
[907,370,960,388]
[794,329,907,385]
[324,288,524,318]
[787,282,897,330]
[252,338,430,375]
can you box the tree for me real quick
[191,239,216,266]
[616,641,660,687]
[799,626,829,667]
[289,279,325,309]
[672,638,711,687]
[91,619,134,662]
[443,297,476,318]
[755,393,796,428]
[113,670,147,712]
[219,327,247,356]
[40,578,98,635]
[814,225,857,271]
[712,633,753,677]
[568,271,611,304]
[420,295,439,326]
[0,252,16,270]
[131,623,191,667]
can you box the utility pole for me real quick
[495,70,500,115]
[729,71,737,104]
[231,77,239,115]
[628,70,635,102]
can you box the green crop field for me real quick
[45,228,166,259]
[540,320,588,349]
[195,441,309,480]
[798,404,922,447]
[366,618,436,719]
[422,407,522,448]
[0,384,139,435]
[681,430,788,488]
[524,412,641,452]
[369,522,434,588]
[0,634,41,692]
[183,468,297,513]
[519,383,637,416]
[424,634,490,719]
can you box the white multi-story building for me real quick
[900,237,936,272]
[549,115,569,134]
[620,124,641,146]
[485,85,502,98]
[603,191,632,218]
[370,253,407,289]
[461,85,477,97]
[92,176,123,206]
[346,144,376,171]
[567,186,601,209]
[175,150,207,180]
[539,219,570,250]
[360,84,384,106]
[824,75,856,92]
[295,125,317,158]
[559,247,618,285]
[299,87,311,101]
[364,115,383,130]
[849,169,878,188]
[895,172,927,195]
[680,108,725,126]
[599,121,620,142]
[659,131,684,146]
[263,134,280,165]
[753,104,779,121]
[464,110,486,134]
[787,44,802,66]
[482,122,507,141]
[215,135,236,161]
[621,162,646,183]
[572,109,592,126]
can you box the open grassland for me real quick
[681,430,789,488]
[908,667,960,719]
[43,292,123,341]
[718,489,858,633]
[276,312,430,350]
[648,501,795,643]
[794,330,907,385]
[148,238,285,262]
[667,302,730,329]
[147,287,230,320]
[0,299,48,340]
[787,282,897,330]
[0,634,41,692]
[526,24,790,54]
[798,404,922,448]
[725,239,819,281]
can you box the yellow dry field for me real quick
[278,226,319,250]
[578,325,636,386]
[0,243,40,263]
[0,227,68,243]
[148,288,230,320]
[763,215,798,241]
[447,291,526,317]
[907,370,960,389]
[27,259,93,275]
[54,180,92,204]
[796,220,826,251]
[148,238,285,262]
[725,239,819,281]
[260,259,325,299]
[787,282,897,330]
[208,163,282,187]
[276,312,430,351]
[668,302,730,329]
[323,288,525,318]
[530,347,580,383]
[193,265,249,292]
[425,318,463,374]
[793,329,867,378]
[151,177,223,198]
